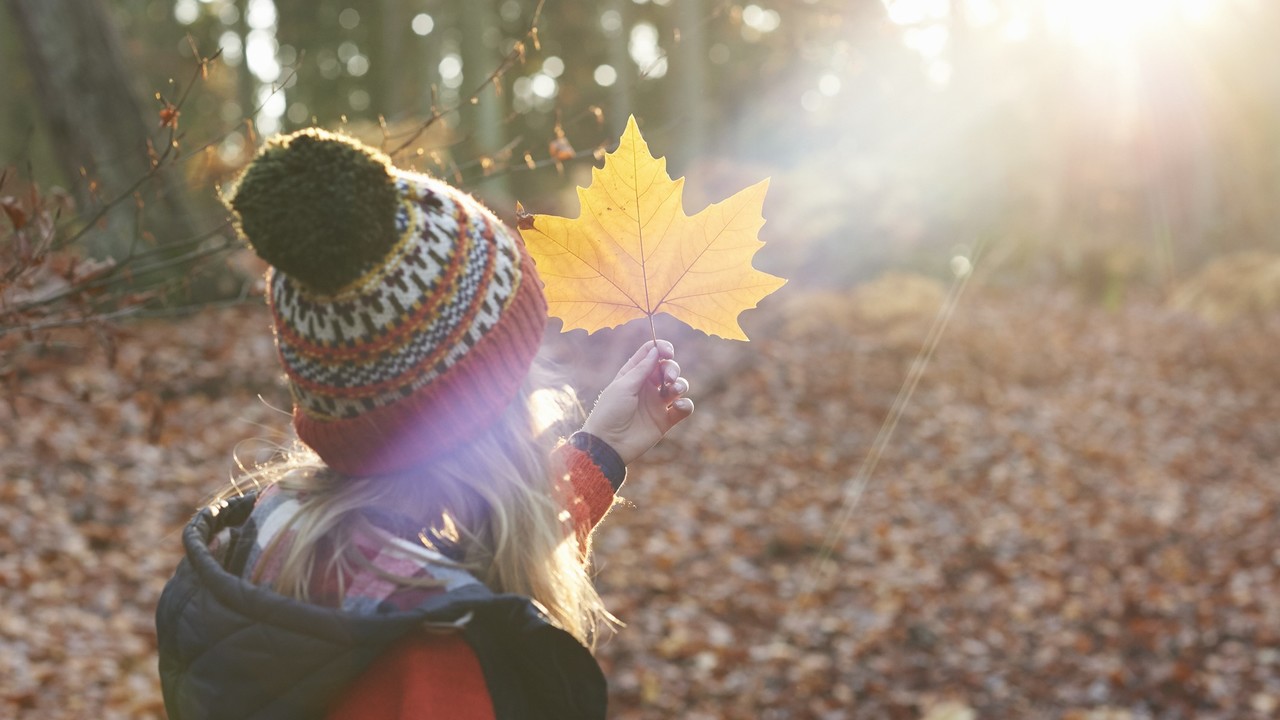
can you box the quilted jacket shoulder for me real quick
[156,494,606,720]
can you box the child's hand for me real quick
[580,340,694,465]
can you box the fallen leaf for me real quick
[517,115,786,340]
[920,700,976,720]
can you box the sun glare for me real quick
[530,387,572,436]
[1042,0,1220,48]
[885,0,1227,66]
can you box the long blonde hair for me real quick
[223,361,615,647]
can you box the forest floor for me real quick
[1,281,1278,719]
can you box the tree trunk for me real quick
[5,0,198,260]
[674,0,706,171]
[459,0,506,198]
[605,0,633,139]
[375,0,405,120]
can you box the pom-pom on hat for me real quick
[228,128,547,477]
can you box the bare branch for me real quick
[386,0,547,158]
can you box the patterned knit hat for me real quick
[228,128,547,477]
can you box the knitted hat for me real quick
[228,128,547,477]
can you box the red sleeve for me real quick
[325,632,495,720]
[552,443,617,554]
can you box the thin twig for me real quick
[386,0,547,158]
[2,223,233,318]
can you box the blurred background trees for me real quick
[8,0,199,260]
[3,0,1279,324]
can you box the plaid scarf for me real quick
[213,485,481,614]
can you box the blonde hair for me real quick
[223,361,615,647]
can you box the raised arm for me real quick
[556,340,693,548]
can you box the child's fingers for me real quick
[661,359,680,386]
[616,340,675,380]
[654,358,681,396]
[615,343,655,380]
[666,397,694,426]
[616,347,659,390]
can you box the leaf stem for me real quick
[631,120,659,352]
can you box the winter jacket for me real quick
[156,438,623,720]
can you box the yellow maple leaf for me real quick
[517,116,786,341]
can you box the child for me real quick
[156,129,693,720]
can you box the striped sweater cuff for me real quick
[568,431,626,491]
